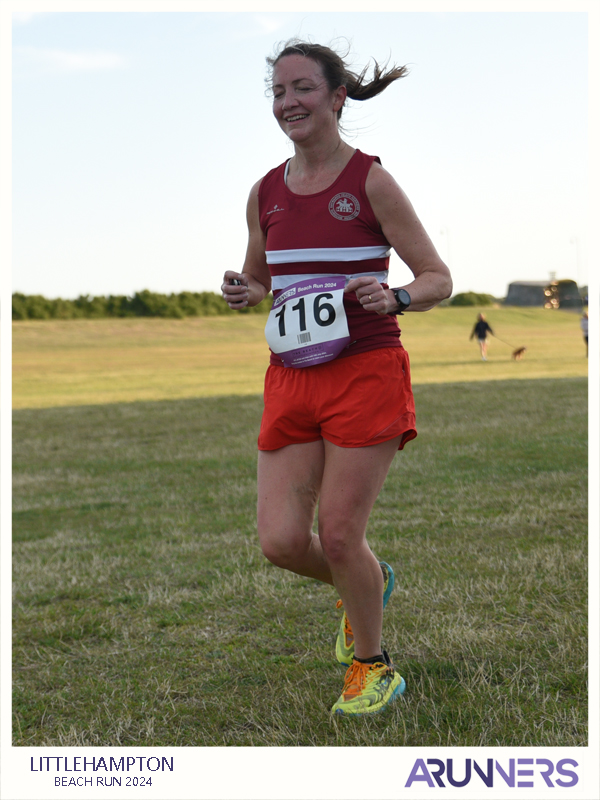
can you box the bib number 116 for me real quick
[264,276,350,364]
[275,293,336,337]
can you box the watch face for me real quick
[396,289,410,308]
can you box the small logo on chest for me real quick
[267,204,285,215]
[329,193,360,221]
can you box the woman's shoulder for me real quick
[348,148,383,176]
[363,154,392,183]
[363,156,403,204]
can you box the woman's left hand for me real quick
[345,276,395,316]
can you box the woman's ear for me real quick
[333,85,347,114]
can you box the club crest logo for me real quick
[329,192,360,221]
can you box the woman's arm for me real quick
[222,180,272,309]
[345,162,452,314]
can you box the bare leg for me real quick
[318,437,401,659]
[257,441,332,584]
[257,436,401,659]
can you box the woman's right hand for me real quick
[222,271,250,309]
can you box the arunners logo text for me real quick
[404,758,579,789]
[267,204,285,215]
[329,193,360,221]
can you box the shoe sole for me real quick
[333,676,406,717]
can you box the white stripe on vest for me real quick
[266,245,391,264]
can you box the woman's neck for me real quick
[292,136,349,174]
[286,137,355,193]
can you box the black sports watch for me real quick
[390,287,411,315]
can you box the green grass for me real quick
[12,307,587,408]
[12,377,587,746]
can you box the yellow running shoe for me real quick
[335,561,395,666]
[335,598,354,666]
[331,651,406,716]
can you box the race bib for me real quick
[265,276,351,368]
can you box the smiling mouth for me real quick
[285,114,309,122]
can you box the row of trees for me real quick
[12,288,501,321]
[12,290,273,321]
[449,292,497,307]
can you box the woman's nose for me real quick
[282,91,297,110]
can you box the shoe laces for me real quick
[341,660,371,700]
[342,658,391,699]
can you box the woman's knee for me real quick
[258,525,309,571]
[319,519,363,567]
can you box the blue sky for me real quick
[10,9,591,299]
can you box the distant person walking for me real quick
[470,313,494,361]
[581,312,588,357]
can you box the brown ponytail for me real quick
[266,38,409,120]
[345,59,409,102]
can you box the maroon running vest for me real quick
[258,149,402,366]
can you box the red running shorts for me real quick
[258,346,417,451]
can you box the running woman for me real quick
[221,40,452,716]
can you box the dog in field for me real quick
[512,347,527,361]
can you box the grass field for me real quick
[12,306,587,408]
[12,372,587,746]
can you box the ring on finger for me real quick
[368,294,372,302]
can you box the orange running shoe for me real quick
[331,651,405,716]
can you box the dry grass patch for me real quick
[13,378,587,746]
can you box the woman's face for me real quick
[271,54,345,143]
